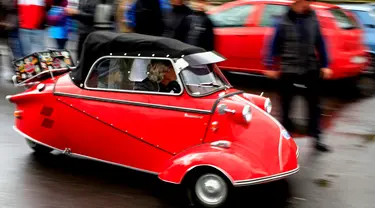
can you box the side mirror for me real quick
[217,104,235,114]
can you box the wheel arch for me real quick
[157,143,254,185]
[180,164,235,186]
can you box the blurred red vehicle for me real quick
[6,32,299,208]
[208,0,370,80]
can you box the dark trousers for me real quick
[55,38,68,49]
[279,71,321,141]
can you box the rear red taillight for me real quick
[14,110,23,119]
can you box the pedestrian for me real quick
[132,0,165,36]
[47,0,69,49]
[264,0,332,152]
[64,0,101,61]
[125,0,170,33]
[115,0,132,33]
[174,0,214,51]
[0,0,23,59]
[163,0,192,38]
[17,0,52,55]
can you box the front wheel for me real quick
[187,172,232,208]
[25,139,53,154]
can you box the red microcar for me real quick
[208,0,370,80]
[6,32,299,207]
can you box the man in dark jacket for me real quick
[163,0,192,38]
[175,0,214,51]
[264,0,332,152]
[65,0,101,60]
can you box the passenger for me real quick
[134,60,181,93]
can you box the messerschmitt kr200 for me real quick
[6,31,299,208]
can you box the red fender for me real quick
[157,142,295,186]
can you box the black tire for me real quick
[185,169,233,208]
[25,139,53,154]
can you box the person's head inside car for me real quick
[148,60,180,93]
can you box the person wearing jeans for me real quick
[18,0,51,55]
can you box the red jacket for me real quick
[17,0,52,29]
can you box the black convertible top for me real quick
[70,31,206,86]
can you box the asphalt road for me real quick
[1,40,375,207]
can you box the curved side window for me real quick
[85,57,182,95]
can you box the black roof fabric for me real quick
[70,31,205,86]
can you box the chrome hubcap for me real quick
[195,174,227,206]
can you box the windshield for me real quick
[180,64,230,96]
[353,10,375,28]
[330,8,357,30]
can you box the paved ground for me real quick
[0,40,375,207]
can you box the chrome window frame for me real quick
[83,55,184,96]
[178,65,230,98]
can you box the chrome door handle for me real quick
[184,113,203,119]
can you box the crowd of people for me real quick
[0,0,214,61]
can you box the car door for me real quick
[55,57,211,173]
[209,3,257,71]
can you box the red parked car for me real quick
[6,32,299,207]
[208,0,370,80]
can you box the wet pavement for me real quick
[1,42,375,207]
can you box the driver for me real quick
[134,60,181,93]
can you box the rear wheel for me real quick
[25,139,53,154]
[186,170,233,208]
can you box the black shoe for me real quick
[315,142,332,152]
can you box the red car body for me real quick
[7,32,299,207]
[208,0,370,79]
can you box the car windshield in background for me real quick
[330,8,357,30]
[180,64,229,96]
[353,10,375,28]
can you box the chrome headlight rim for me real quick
[264,98,272,114]
[242,105,252,123]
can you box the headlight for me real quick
[264,98,272,114]
[242,105,252,123]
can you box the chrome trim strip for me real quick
[186,164,235,184]
[278,135,283,171]
[54,92,212,115]
[13,126,158,175]
[71,153,158,175]
[233,166,300,187]
[158,164,235,185]
[82,56,184,97]
[13,126,64,152]
[233,95,284,171]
